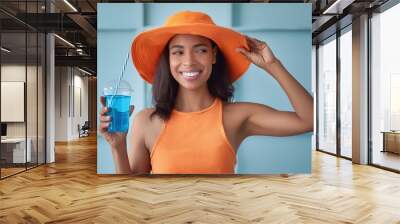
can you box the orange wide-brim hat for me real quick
[131,11,251,84]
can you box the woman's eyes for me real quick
[171,51,183,55]
[171,49,208,56]
[197,48,208,53]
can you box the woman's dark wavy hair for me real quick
[150,40,234,120]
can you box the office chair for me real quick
[79,121,90,138]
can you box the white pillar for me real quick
[352,14,369,164]
[46,1,55,163]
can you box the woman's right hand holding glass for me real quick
[99,96,134,151]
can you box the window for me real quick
[318,35,337,155]
[371,2,400,171]
[339,27,352,158]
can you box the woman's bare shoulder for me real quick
[134,108,163,127]
[133,108,164,150]
[222,101,252,122]
[136,107,156,116]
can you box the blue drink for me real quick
[105,95,131,133]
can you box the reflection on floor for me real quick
[373,150,400,171]
[0,163,40,178]
[1,167,25,177]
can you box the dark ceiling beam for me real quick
[0,7,85,32]
[56,0,97,45]
[1,12,95,49]
[52,0,78,13]
[12,12,96,47]
[55,47,97,57]
[0,18,27,31]
[78,66,97,76]
[55,55,96,70]
[86,0,97,11]
[0,8,38,31]
[66,13,97,46]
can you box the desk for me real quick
[1,138,31,163]
[381,131,400,154]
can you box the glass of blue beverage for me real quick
[103,80,132,133]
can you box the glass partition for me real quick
[0,1,46,179]
[1,30,28,177]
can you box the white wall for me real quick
[55,67,69,141]
[72,73,89,138]
[54,67,89,141]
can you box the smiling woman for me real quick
[99,10,313,174]
[150,34,233,120]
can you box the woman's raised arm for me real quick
[236,36,313,137]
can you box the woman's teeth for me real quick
[182,72,200,77]
[181,71,201,81]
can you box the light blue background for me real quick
[97,3,312,174]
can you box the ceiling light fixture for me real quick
[78,67,92,76]
[1,47,11,53]
[63,0,78,12]
[323,0,354,15]
[54,34,75,48]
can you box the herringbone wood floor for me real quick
[1,135,400,224]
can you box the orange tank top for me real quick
[150,98,236,174]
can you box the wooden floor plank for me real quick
[0,134,399,223]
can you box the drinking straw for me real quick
[109,51,130,106]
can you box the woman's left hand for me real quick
[236,35,277,71]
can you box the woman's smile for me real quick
[180,70,202,81]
